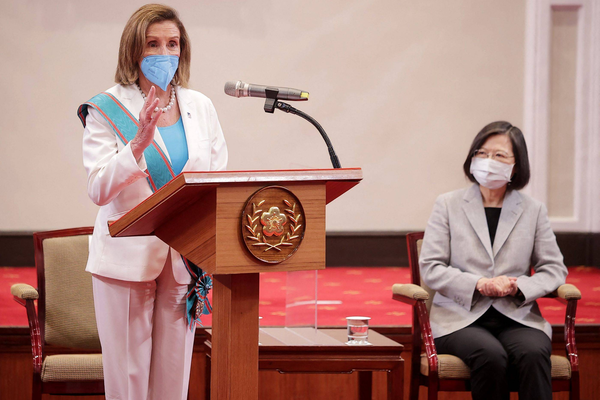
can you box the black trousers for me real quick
[434,307,552,400]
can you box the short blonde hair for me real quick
[115,4,191,87]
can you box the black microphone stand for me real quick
[263,88,341,169]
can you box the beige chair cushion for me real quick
[420,354,470,379]
[420,353,571,380]
[41,354,103,382]
[43,235,101,350]
[550,354,572,380]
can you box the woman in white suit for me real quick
[419,121,567,400]
[79,5,227,400]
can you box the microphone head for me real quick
[224,81,241,97]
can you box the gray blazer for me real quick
[419,184,567,339]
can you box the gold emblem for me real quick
[261,207,287,237]
[241,186,305,263]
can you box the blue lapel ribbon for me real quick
[78,92,176,191]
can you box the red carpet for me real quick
[1,266,599,327]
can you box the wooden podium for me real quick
[108,168,362,400]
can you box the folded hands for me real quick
[476,276,519,297]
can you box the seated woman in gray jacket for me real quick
[419,121,567,400]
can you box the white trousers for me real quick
[92,252,196,400]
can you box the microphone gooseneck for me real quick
[224,81,341,169]
[273,101,341,169]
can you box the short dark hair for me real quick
[463,121,530,190]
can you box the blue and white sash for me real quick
[78,92,212,329]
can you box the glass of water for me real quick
[345,316,372,345]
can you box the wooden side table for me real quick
[203,327,403,399]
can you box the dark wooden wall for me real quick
[3,232,600,267]
[1,326,599,400]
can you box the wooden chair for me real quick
[392,231,581,400]
[11,227,104,399]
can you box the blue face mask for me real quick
[140,55,179,91]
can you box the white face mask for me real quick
[469,157,514,189]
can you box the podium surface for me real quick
[108,168,362,400]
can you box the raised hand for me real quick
[131,86,161,161]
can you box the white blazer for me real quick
[419,184,567,339]
[82,84,228,284]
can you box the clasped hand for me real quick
[476,276,518,297]
[131,86,161,161]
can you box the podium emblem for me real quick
[241,186,306,263]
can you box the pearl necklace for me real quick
[136,84,176,113]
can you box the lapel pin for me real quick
[187,112,191,119]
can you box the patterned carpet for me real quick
[1,266,599,327]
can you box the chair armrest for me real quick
[557,284,581,300]
[392,283,429,304]
[544,284,582,373]
[10,283,42,375]
[392,284,439,375]
[11,283,39,300]
[544,283,581,300]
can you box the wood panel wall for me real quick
[4,232,600,267]
[1,326,599,400]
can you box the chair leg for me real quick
[570,371,580,400]
[31,375,42,400]
[427,386,438,400]
[428,375,439,400]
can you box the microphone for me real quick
[224,80,309,101]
